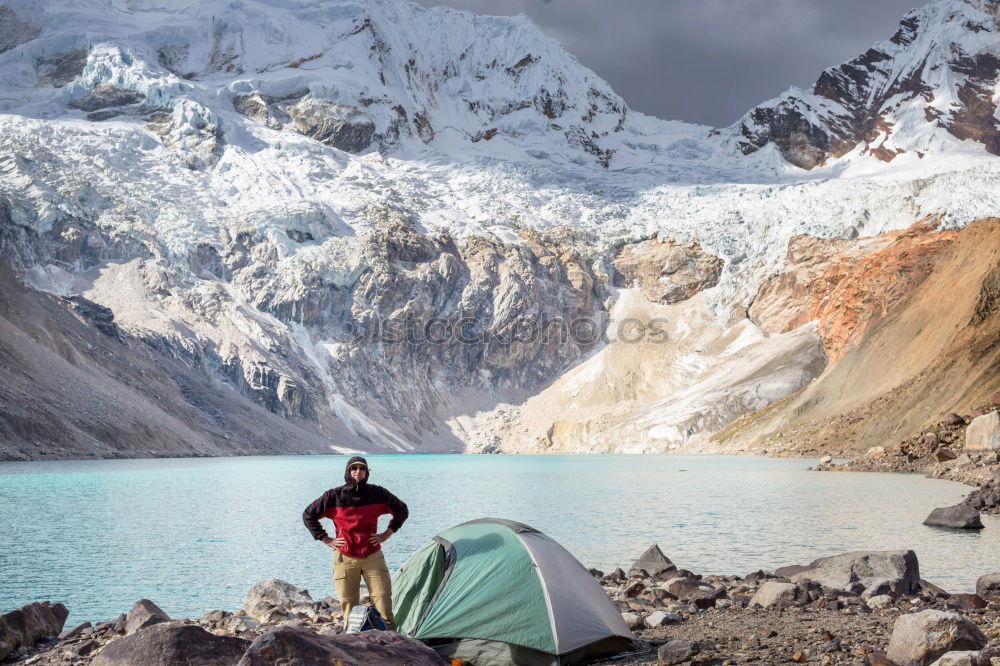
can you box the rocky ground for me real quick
[4,548,1000,666]
[591,548,1000,665]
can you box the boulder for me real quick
[934,448,958,463]
[690,587,725,609]
[943,413,964,426]
[59,620,92,639]
[929,652,979,666]
[975,573,1000,602]
[623,581,645,598]
[774,564,810,579]
[243,580,312,611]
[788,550,920,597]
[220,614,261,635]
[237,625,444,665]
[125,599,170,634]
[620,612,643,630]
[91,622,249,666]
[948,594,986,610]
[923,505,984,529]
[965,412,1000,451]
[242,580,313,622]
[868,594,894,609]
[628,544,677,577]
[644,611,681,628]
[748,581,801,608]
[661,577,710,600]
[658,639,699,665]
[886,610,987,666]
[0,601,69,661]
[72,639,101,657]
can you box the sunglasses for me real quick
[349,465,367,471]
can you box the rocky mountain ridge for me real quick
[2,0,1000,457]
[737,0,1000,168]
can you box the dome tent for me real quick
[392,518,634,666]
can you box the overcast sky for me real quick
[414,0,920,128]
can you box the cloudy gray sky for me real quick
[414,0,921,128]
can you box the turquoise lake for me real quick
[1,454,997,626]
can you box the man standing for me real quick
[302,456,408,630]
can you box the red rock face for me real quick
[612,238,723,305]
[749,219,958,361]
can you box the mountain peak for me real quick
[734,0,1000,168]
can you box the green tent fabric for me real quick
[392,518,634,666]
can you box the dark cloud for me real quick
[414,0,920,127]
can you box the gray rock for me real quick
[788,550,920,597]
[70,84,145,112]
[867,594,894,609]
[644,611,681,628]
[929,652,979,666]
[111,613,127,634]
[125,599,170,634]
[287,100,375,153]
[975,573,1000,602]
[59,621,92,639]
[0,601,69,661]
[242,579,313,622]
[37,48,87,87]
[924,505,984,529]
[91,622,249,666]
[620,612,643,630]
[661,576,711,601]
[72,638,101,656]
[748,581,801,608]
[220,614,261,635]
[658,639,699,665]
[965,412,1000,451]
[934,447,958,462]
[628,544,678,577]
[237,625,444,665]
[886,610,987,666]
[774,564,810,579]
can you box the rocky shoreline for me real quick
[808,408,1000,520]
[3,547,999,666]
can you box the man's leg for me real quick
[361,551,396,631]
[333,552,362,623]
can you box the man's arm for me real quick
[383,488,409,533]
[369,488,409,545]
[302,489,337,541]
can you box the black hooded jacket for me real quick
[302,456,408,558]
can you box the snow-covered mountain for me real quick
[737,0,1000,168]
[1,0,1000,458]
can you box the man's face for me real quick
[349,464,367,483]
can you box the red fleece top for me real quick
[302,483,408,559]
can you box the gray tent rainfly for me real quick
[392,518,635,666]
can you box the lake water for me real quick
[1,454,997,627]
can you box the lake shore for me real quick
[6,550,1000,666]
